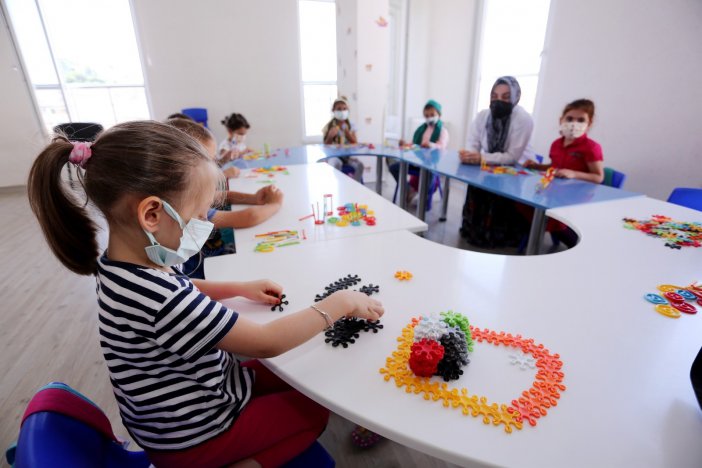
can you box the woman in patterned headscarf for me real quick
[458,76,535,248]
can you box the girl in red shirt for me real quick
[526,99,604,184]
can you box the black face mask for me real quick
[490,100,513,119]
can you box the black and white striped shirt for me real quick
[96,254,253,450]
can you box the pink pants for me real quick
[145,360,330,468]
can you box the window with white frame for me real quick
[474,0,551,115]
[298,0,337,140]
[4,0,150,132]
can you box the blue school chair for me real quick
[7,382,335,468]
[667,188,702,212]
[602,167,626,189]
[7,382,151,468]
[182,107,209,128]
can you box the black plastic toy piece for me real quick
[314,274,363,302]
[359,284,380,296]
[324,317,384,348]
[271,294,289,312]
[435,328,470,382]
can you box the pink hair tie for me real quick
[68,142,92,168]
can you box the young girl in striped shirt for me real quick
[27,121,384,468]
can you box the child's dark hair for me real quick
[166,117,215,144]
[562,99,595,123]
[167,112,195,121]
[27,121,217,276]
[221,113,250,132]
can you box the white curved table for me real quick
[205,196,702,467]
[228,163,427,252]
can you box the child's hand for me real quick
[255,185,283,205]
[522,159,537,169]
[327,126,340,138]
[239,280,284,305]
[223,167,241,179]
[420,142,431,149]
[320,290,385,322]
[398,139,406,147]
[555,168,575,179]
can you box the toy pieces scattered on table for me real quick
[535,167,556,192]
[409,312,473,382]
[326,203,376,227]
[314,274,363,302]
[324,317,384,348]
[358,284,380,296]
[480,159,529,176]
[271,294,289,312]
[254,230,302,253]
[394,270,413,281]
[644,282,702,318]
[622,215,702,249]
[250,165,289,177]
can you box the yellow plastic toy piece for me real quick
[657,284,685,293]
[655,304,682,318]
[394,270,413,281]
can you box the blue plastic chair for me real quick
[8,382,334,468]
[181,107,209,128]
[602,167,626,189]
[667,188,702,212]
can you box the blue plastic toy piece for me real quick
[645,293,668,305]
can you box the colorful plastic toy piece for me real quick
[654,304,682,318]
[677,289,697,301]
[535,167,556,192]
[409,339,445,377]
[509,352,536,370]
[394,270,413,281]
[644,293,668,305]
[271,294,289,312]
[664,292,685,303]
[671,301,697,314]
[359,284,380,296]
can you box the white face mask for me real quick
[560,121,588,139]
[333,110,349,121]
[426,116,439,125]
[231,135,246,151]
[143,200,214,267]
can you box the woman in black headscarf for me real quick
[458,76,535,248]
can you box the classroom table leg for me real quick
[439,175,450,222]
[375,156,383,195]
[416,168,429,222]
[399,161,409,210]
[526,208,546,255]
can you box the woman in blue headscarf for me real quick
[458,76,535,248]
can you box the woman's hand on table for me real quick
[459,149,482,164]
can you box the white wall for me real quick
[403,0,477,149]
[533,0,702,199]
[131,0,304,150]
[0,8,45,187]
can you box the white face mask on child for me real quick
[143,200,214,267]
[426,116,439,125]
[560,121,588,139]
[333,110,349,121]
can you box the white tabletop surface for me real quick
[205,195,702,468]
[227,163,427,252]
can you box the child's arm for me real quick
[555,161,604,184]
[211,202,282,229]
[192,279,282,303]
[217,290,384,358]
[523,160,552,171]
[225,190,258,205]
[323,122,339,144]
